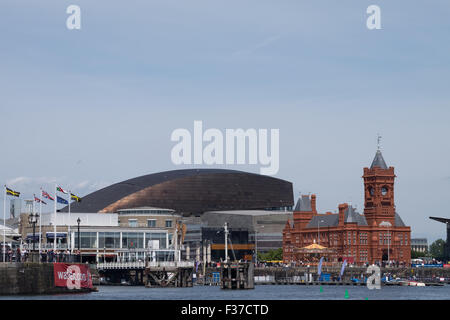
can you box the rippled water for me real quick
[1,284,450,300]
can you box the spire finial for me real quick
[377,133,382,150]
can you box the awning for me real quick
[46,232,67,238]
[26,235,41,240]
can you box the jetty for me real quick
[97,260,195,287]
[220,261,254,289]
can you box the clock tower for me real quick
[363,149,396,227]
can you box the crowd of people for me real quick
[0,247,29,262]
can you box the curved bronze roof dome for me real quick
[62,169,294,215]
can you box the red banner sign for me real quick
[444,264,450,268]
[53,263,93,289]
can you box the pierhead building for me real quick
[283,149,411,265]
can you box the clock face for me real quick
[381,187,388,196]
[369,187,374,196]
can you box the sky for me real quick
[0,1,449,243]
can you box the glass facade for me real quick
[75,231,169,249]
[98,232,121,249]
[122,232,144,249]
[145,232,167,249]
[76,232,97,249]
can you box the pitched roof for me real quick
[371,150,388,169]
[395,212,406,227]
[294,195,312,211]
[305,206,367,228]
[306,214,339,228]
[345,206,368,226]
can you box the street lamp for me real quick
[28,213,39,252]
[255,225,264,266]
[77,217,81,262]
[317,219,324,245]
[380,221,392,266]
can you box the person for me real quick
[16,248,21,262]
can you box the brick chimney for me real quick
[311,194,317,213]
[338,203,348,226]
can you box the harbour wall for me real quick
[253,266,450,281]
[0,262,97,295]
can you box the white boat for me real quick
[407,281,426,287]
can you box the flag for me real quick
[42,190,54,201]
[6,187,20,197]
[57,196,68,205]
[70,193,82,202]
[57,186,68,194]
[340,259,348,277]
[34,195,47,205]
[317,257,324,276]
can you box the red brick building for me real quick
[283,149,411,265]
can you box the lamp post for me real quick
[28,212,39,252]
[380,221,392,266]
[77,217,81,262]
[317,219,324,245]
[224,222,229,263]
[255,225,264,266]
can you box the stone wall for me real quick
[0,263,95,295]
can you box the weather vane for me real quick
[377,133,382,150]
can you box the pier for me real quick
[220,261,254,289]
[97,261,195,287]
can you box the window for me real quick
[128,219,138,227]
[147,219,156,228]
[98,232,120,249]
[122,232,143,249]
[165,220,173,228]
[145,232,167,249]
[75,232,97,249]
[359,233,367,245]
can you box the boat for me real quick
[401,280,425,287]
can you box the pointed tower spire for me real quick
[371,134,388,169]
[371,150,388,169]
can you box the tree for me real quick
[429,239,446,259]
[257,248,283,262]
[411,250,425,259]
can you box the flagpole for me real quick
[39,189,42,254]
[3,186,6,263]
[68,190,71,254]
[32,196,35,253]
[54,184,57,252]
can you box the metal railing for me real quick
[97,261,146,269]
[96,260,194,270]
[147,261,194,268]
[22,243,69,250]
